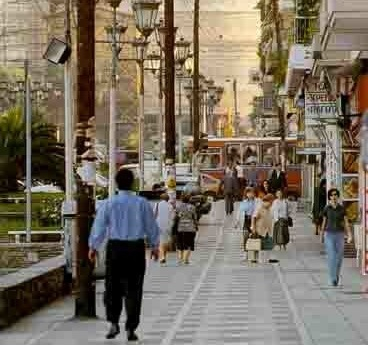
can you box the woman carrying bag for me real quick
[271,189,291,250]
[250,194,274,263]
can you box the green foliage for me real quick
[0,106,65,192]
[37,196,63,227]
[296,0,321,16]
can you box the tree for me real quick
[0,106,65,192]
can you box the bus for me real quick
[188,136,302,198]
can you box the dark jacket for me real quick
[269,170,287,192]
[222,174,237,196]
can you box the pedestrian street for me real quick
[2,201,368,345]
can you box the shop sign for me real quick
[305,82,338,125]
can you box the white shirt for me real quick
[155,200,175,232]
[235,165,244,178]
[271,199,290,222]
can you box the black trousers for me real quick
[224,194,234,214]
[105,239,146,331]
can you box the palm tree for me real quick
[0,106,65,192]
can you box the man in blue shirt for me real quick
[88,169,160,342]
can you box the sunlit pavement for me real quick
[2,201,368,345]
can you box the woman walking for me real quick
[236,187,258,252]
[321,188,352,286]
[272,189,291,250]
[155,193,175,264]
[176,194,198,265]
[258,180,272,198]
[312,178,327,235]
[251,194,274,263]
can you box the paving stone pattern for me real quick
[3,202,368,345]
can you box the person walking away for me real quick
[251,194,274,263]
[88,169,160,342]
[223,170,237,215]
[321,188,352,286]
[176,194,198,264]
[272,189,291,250]
[312,178,327,235]
[235,162,245,200]
[155,193,175,264]
[269,163,287,193]
[236,187,258,254]
[246,161,258,188]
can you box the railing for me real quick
[293,16,318,45]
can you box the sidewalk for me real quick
[1,202,368,345]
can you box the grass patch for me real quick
[0,192,64,234]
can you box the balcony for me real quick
[293,17,318,45]
[285,44,314,95]
[320,0,368,51]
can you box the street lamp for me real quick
[132,0,161,38]
[185,52,193,76]
[175,36,191,67]
[132,37,149,189]
[154,18,178,49]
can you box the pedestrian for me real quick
[246,161,258,188]
[88,168,160,342]
[155,193,175,264]
[251,193,274,263]
[312,178,327,235]
[236,187,258,253]
[235,161,245,200]
[258,179,272,198]
[271,189,291,250]
[269,163,287,193]
[321,188,353,286]
[222,170,237,215]
[176,193,198,265]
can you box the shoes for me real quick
[106,323,120,339]
[184,260,190,265]
[160,259,166,264]
[332,280,338,287]
[127,330,139,342]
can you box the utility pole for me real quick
[192,0,200,152]
[74,0,96,318]
[273,0,286,170]
[164,0,176,199]
[233,78,238,137]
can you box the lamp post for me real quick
[105,0,127,198]
[147,51,163,179]
[101,0,160,193]
[175,37,191,163]
[132,37,149,190]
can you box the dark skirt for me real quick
[273,218,290,245]
[176,231,196,251]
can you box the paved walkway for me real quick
[2,202,368,345]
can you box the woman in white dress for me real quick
[155,193,175,264]
[271,189,291,250]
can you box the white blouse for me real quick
[271,199,290,222]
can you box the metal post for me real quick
[192,0,200,152]
[108,7,118,197]
[75,0,96,318]
[25,60,32,243]
[157,48,164,179]
[138,60,145,190]
[178,76,183,163]
[164,0,176,201]
[233,78,238,136]
[63,0,75,276]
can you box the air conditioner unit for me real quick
[312,34,322,60]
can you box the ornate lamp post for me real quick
[132,37,149,190]
[175,37,191,163]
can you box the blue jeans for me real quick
[324,232,345,284]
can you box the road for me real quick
[2,201,368,345]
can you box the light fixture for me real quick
[132,37,148,62]
[175,37,191,66]
[154,18,178,48]
[147,51,161,72]
[184,85,192,100]
[208,85,217,100]
[43,37,72,65]
[132,0,161,39]
[105,23,127,47]
[184,52,193,75]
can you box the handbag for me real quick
[286,201,293,227]
[261,234,274,250]
[245,238,262,251]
